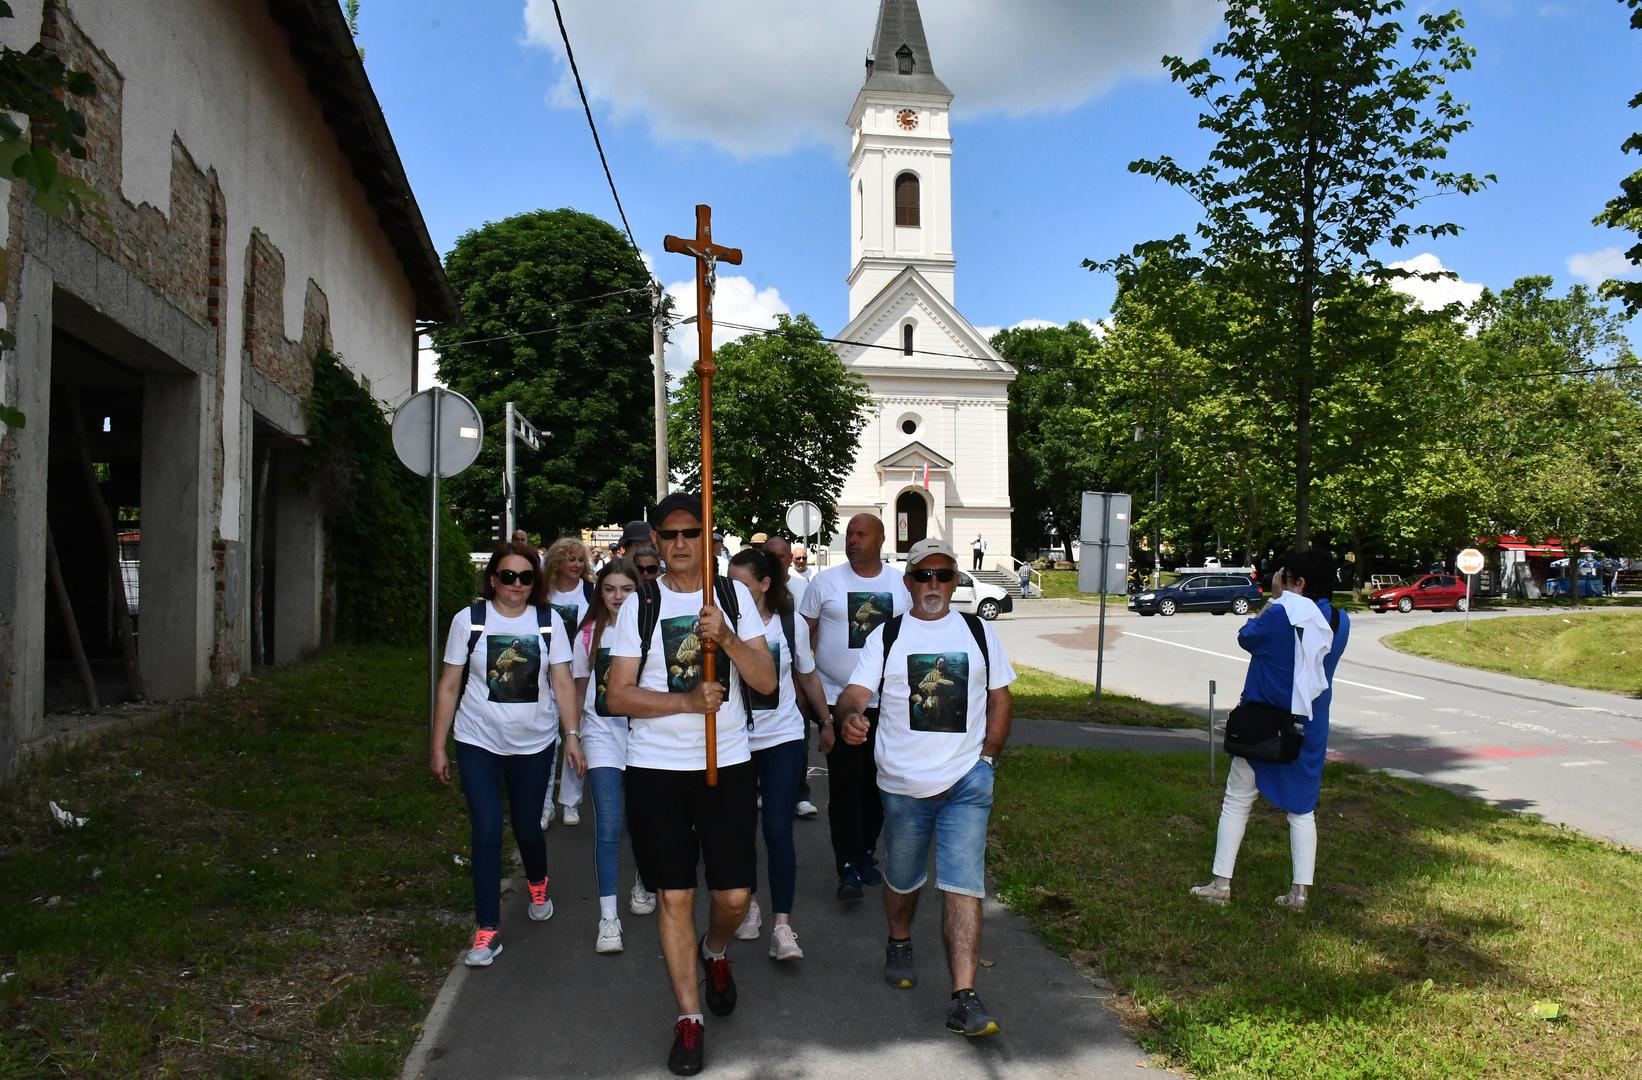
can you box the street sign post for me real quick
[1457,547,1485,631]
[393,387,483,752]
[502,402,545,539]
[785,500,823,550]
[1077,491,1131,701]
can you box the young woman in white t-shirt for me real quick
[431,542,582,968]
[727,549,831,960]
[542,537,595,827]
[572,557,658,953]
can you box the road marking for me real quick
[1559,760,1608,768]
[1120,631,1425,700]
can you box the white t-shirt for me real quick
[573,624,629,771]
[786,572,809,613]
[442,602,574,756]
[847,611,1016,798]
[549,583,591,642]
[798,563,911,705]
[746,608,814,752]
[608,577,768,771]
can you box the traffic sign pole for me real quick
[1455,547,1485,632]
[429,388,443,736]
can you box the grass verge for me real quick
[990,749,1642,1079]
[1383,611,1642,695]
[0,647,469,1079]
[1013,665,1204,729]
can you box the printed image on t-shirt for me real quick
[907,652,968,732]
[552,603,580,638]
[848,592,893,649]
[748,642,780,711]
[592,647,613,716]
[486,635,542,703]
[661,615,731,695]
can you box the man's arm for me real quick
[981,686,1013,759]
[606,655,722,718]
[836,682,873,745]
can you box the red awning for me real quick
[1489,536,1594,555]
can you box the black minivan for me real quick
[1127,574,1265,617]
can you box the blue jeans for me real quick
[879,759,994,898]
[455,740,554,928]
[586,766,625,899]
[751,738,805,914]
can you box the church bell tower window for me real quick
[895,173,920,228]
[902,323,915,355]
[896,44,914,74]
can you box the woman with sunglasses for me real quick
[543,537,596,828]
[571,557,657,952]
[431,541,583,968]
[629,545,662,582]
[727,549,830,960]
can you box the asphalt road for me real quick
[993,601,1642,849]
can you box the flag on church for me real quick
[921,460,930,490]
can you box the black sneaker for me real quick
[860,852,884,887]
[699,938,737,1017]
[836,865,864,901]
[884,938,917,989]
[946,989,1000,1037]
[668,1017,704,1075]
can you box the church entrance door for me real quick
[895,490,928,554]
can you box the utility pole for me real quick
[503,402,543,537]
[1136,424,1163,589]
[652,279,670,503]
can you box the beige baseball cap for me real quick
[906,537,958,568]
[749,532,769,544]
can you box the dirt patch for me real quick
[1044,623,1123,650]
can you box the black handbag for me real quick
[1224,699,1305,764]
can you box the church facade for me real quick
[827,0,1016,570]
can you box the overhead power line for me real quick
[549,0,640,254]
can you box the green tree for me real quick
[431,209,655,542]
[1117,0,1491,547]
[1593,0,1642,317]
[668,314,871,539]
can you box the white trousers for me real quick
[1211,757,1316,886]
[552,747,584,808]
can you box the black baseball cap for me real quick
[648,492,703,528]
[620,519,654,545]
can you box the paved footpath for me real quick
[406,745,1159,1080]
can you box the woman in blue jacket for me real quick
[1191,548,1350,911]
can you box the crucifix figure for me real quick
[664,204,742,786]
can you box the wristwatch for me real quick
[979,754,997,769]
[564,729,582,740]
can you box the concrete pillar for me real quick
[139,370,214,700]
[271,451,322,664]
[0,255,54,779]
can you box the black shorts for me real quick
[624,761,758,892]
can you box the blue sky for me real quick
[357,1,1641,384]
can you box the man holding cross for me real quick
[606,492,776,1075]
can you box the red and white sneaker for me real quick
[464,927,502,967]
[527,877,554,922]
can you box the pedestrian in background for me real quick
[542,537,595,828]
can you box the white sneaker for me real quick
[539,800,555,831]
[527,878,554,922]
[629,879,657,916]
[794,800,819,819]
[735,897,762,941]
[464,928,503,967]
[596,917,624,954]
[768,923,803,961]
[562,804,581,826]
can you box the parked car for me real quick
[884,559,1014,620]
[1368,573,1469,613]
[1127,573,1265,617]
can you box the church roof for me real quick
[834,266,1015,380]
[862,0,951,98]
[876,440,954,470]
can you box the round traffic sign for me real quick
[392,388,484,478]
[1456,547,1485,576]
[785,500,823,537]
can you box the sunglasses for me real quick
[909,568,958,584]
[636,563,661,576]
[495,568,536,586]
[656,527,703,541]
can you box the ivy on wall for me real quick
[304,348,474,645]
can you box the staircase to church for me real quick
[974,568,1027,598]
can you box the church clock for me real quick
[896,108,918,131]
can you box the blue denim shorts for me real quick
[879,759,994,898]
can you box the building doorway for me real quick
[895,489,928,554]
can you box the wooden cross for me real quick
[664,204,742,786]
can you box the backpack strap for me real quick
[779,608,796,659]
[583,579,595,606]
[960,612,990,688]
[455,599,487,709]
[872,614,905,708]
[635,579,662,676]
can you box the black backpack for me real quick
[458,600,555,708]
[873,612,990,707]
[634,577,750,729]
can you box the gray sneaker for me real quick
[884,938,916,989]
[946,989,1000,1037]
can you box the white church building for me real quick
[828,0,1017,570]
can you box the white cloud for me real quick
[523,1,1223,156]
[1567,247,1638,285]
[416,334,444,391]
[975,317,1105,340]
[663,275,791,374]
[1385,253,1485,312]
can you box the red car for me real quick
[1368,574,1469,613]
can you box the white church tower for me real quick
[830,0,1016,569]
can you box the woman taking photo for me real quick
[727,548,831,959]
[1191,547,1350,912]
[542,537,595,828]
[572,556,658,953]
[432,541,583,967]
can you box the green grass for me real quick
[1013,665,1204,728]
[1383,612,1642,695]
[0,647,471,1078]
[990,749,1642,1079]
